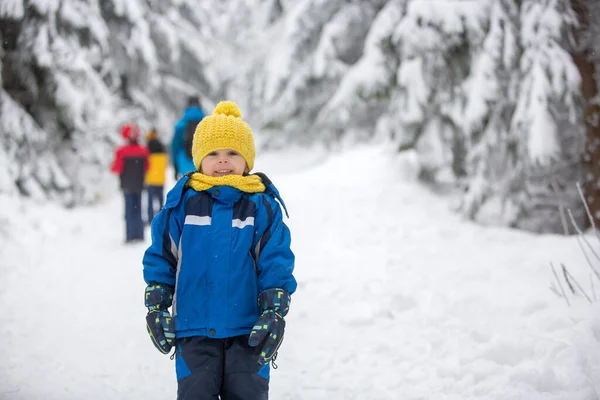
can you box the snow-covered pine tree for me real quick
[246,0,388,148]
[459,0,521,223]
[0,0,221,204]
[572,0,600,227]
[0,0,76,202]
[1,0,594,235]
[501,0,584,232]
[388,0,489,182]
[316,0,408,146]
[455,0,587,233]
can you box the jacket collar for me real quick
[163,176,243,208]
[164,173,290,217]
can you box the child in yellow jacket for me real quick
[145,128,168,223]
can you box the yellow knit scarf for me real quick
[186,173,266,193]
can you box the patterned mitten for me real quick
[144,283,176,354]
[248,288,291,364]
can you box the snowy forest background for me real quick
[1,0,600,234]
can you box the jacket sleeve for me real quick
[110,147,124,174]
[143,205,182,286]
[253,195,297,295]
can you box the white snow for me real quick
[0,0,25,18]
[1,144,599,399]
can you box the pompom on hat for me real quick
[192,101,256,171]
[120,123,140,140]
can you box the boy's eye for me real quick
[207,151,217,156]
[228,151,239,156]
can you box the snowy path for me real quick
[1,145,599,399]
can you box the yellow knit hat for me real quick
[192,101,256,171]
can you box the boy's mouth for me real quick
[214,169,233,175]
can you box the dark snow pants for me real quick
[124,192,144,241]
[146,185,164,224]
[176,335,269,400]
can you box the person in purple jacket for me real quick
[143,101,297,400]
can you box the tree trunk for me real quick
[572,0,600,227]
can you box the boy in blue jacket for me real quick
[142,101,296,400]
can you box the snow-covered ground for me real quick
[1,145,599,400]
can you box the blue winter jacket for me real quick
[142,175,297,339]
[171,106,205,175]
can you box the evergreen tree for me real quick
[319,0,408,145]
[502,0,584,232]
[460,0,521,223]
[1,0,596,234]
[389,0,488,182]
[459,0,586,232]
[0,0,220,204]
[572,0,600,227]
[246,0,387,148]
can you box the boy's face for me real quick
[200,149,247,177]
